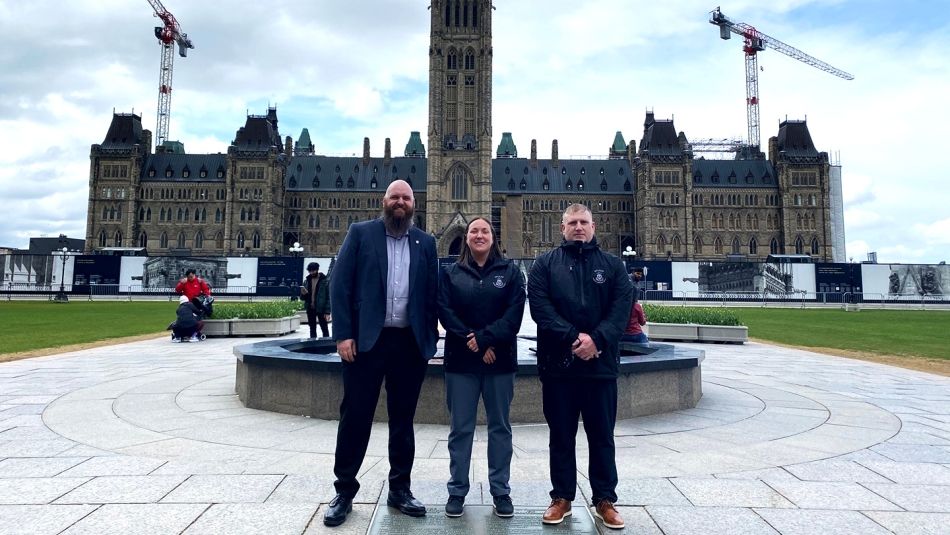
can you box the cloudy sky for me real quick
[1,0,948,263]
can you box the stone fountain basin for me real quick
[234,337,703,424]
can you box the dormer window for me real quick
[508,179,515,189]
[519,179,527,190]
[165,166,173,178]
[565,179,573,190]
[542,179,550,190]
[578,179,585,190]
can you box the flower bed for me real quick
[642,305,747,343]
[203,301,303,337]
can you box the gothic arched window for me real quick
[451,166,468,200]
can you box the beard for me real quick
[382,203,414,236]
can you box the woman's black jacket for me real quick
[437,256,526,374]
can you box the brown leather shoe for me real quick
[594,500,625,529]
[541,498,572,525]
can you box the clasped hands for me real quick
[466,332,496,364]
[571,332,599,360]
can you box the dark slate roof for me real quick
[691,159,778,189]
[776,120,818,158]
[491,158,633,194]
[640,118,684,157]
[232,115,282,151]
[141,154,228,182]
[285,156,427,192]
[100,113,146,148]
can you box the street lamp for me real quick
[622,246,637,272]
[289,241,304,257]
[54,247,69,303]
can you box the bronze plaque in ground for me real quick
[368,505,597,534]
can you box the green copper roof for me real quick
[611,131,626,153]
[404,131,425,157]
[159,140,186,154]
[298,128,312,148]
[496,132,517,157]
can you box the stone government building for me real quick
[86,1,837,262]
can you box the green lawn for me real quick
[1,302,948,363]
[0,301,174,355]
[726,307,950,361]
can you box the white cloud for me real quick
[0,0,948,264]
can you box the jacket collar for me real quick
[559,237,600,257]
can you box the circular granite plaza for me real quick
[1,316,948,534]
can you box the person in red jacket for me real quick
[621,290,649,344]
[175,269,212,316]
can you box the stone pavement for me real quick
[1,327,949,534]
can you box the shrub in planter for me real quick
[211,301,303,320]
[642,304,743,326]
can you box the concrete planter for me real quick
[645,322,747,344]
[203,316,300,337]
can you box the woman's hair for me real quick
[457,217,504,265]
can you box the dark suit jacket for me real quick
[329,219,439,360]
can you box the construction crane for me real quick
[690,138,745,154]
[146,0,193,149]
[709,7,852,155]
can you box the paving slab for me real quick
[646,505,779,535]
[182,503,317,535]
[160,474,284,503]
[862,483,950,513]
[863,511,950,535]
[764,480,902,511]
[55,475,188,504]
[0,504,98,535]
[59,503,207,535]
[753,508,893,535]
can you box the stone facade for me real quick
[84,4,835,262]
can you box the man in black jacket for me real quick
[528,203,632,530]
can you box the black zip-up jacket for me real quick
[438,256,526,374]
[527,237,632,379]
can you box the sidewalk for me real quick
[1,327,949,534]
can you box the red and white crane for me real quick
[146,0,194,149]
[709,7,852,155]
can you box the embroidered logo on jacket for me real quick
[493,275,506,288]
[593,270,607,284]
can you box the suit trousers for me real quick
[333,327,427,497]
[541,375,619,504]
[445,371,515,498]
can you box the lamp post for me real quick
[54,247,69,303]
[622,246,637,272]
[288,242,304,301]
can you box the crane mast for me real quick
[709,7,852,155]
[146,0,193,149]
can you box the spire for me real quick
[405,131,426,158]
[295,128,314,155]
[609,131,626,159]
[496,132,517,158]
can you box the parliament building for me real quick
[86,1,836,262]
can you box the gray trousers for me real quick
[445,371,515,498]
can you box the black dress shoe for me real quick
[387,489,427,517]
[323,493,353,527]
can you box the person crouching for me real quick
[171,295,204,342]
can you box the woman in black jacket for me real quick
[437,217,526,519]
